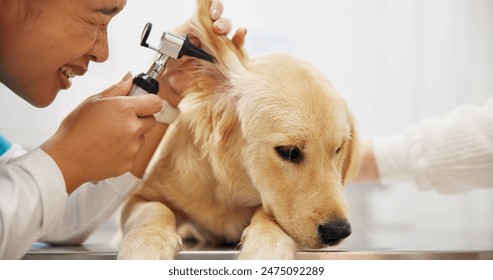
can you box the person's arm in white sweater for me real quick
[355,97,493,193]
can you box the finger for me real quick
[187,34,201,48]
[137,115,158,136]
[167,70,193,94]
[210,0,224,21]
[232,28,247,48]
[157,80,181,107]
[127,94,163,117]
[213,18,231,35]
[98,72,133,98]
[137,134,146,153]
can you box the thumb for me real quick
[98,72,133,98]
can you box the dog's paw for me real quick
[238,225,297,260]
[177,223,210,250]
[117,228,182,260]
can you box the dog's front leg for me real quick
[238,207,297,260]
[118,196,182,260]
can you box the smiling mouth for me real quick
[60,65,77,78]
[59,66,78,89]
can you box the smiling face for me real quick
[0,0,126,107]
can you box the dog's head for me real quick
[166,0,360,249]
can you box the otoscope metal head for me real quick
[140,22,216,63]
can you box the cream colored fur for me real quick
[118,0,360,260]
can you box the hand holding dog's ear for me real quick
[205,0,247,47]
[231,28,247,49]
[156,0,247,107]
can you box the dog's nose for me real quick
[318,219,351,246]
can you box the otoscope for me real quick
[129,22,216,123]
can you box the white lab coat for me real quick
[374,96,493,193]
[0,142,141,259]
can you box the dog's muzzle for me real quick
[318,219,352,246]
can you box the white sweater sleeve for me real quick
[374,97,493,193]
[0,145,67,259]
[39,172,141,245]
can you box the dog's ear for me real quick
[182,0,250,153]
[159,0,250,97]
[193,0,249,67]
[341,114,361,185]
[168,0,249,155]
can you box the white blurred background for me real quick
[1,0,492,250]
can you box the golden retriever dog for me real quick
[118,0,360,260]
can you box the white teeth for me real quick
[59,66,75,89]
[60,66,76,79]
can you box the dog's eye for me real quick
[335,146,342,154]
[275,145,303,164]
[335,143,344,155]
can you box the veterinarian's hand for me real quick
[209,0,247,49]
[157,0,247,107]
[41,72,162,194]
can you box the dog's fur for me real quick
[118,0,360,260]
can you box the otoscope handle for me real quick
[128,73,159,96]
[127,72,180,125]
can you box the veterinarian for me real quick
[0,0,246,260]
[354,96,493,192]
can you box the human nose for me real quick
[89,26,109,63]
